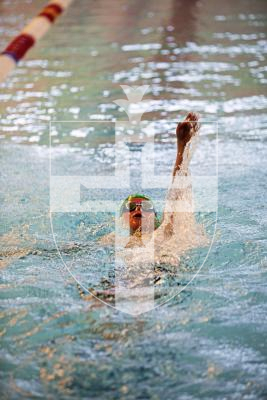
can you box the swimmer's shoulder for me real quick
[98,231,115,246]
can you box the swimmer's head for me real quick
[120,193,159,233]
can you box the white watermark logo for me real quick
[50,85,218,315]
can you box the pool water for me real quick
[1,0,267,398]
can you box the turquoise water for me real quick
[1,0,267,398]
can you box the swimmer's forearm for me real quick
[172,143,185,179]
[172,154,182,176]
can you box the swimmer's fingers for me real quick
[185,112,200,134]
[176,112,200,144]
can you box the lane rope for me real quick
[0,0,73,84]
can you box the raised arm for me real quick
[172,112,200,179]
[154,113,201,248]
[151,112,206,264]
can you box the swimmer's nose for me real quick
[135,205,143,214]
[133,205,142,217]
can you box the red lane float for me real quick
[0,0,73,84]
[2,34,36,63]
[39,3,63,23]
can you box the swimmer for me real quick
[100,111,207,259]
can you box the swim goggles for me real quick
[122,200,155,213]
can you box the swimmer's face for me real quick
[121,198,156,234]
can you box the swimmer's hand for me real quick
[173,112,200,177]
[176,112,200,145]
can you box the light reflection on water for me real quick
[0,0,267,398]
